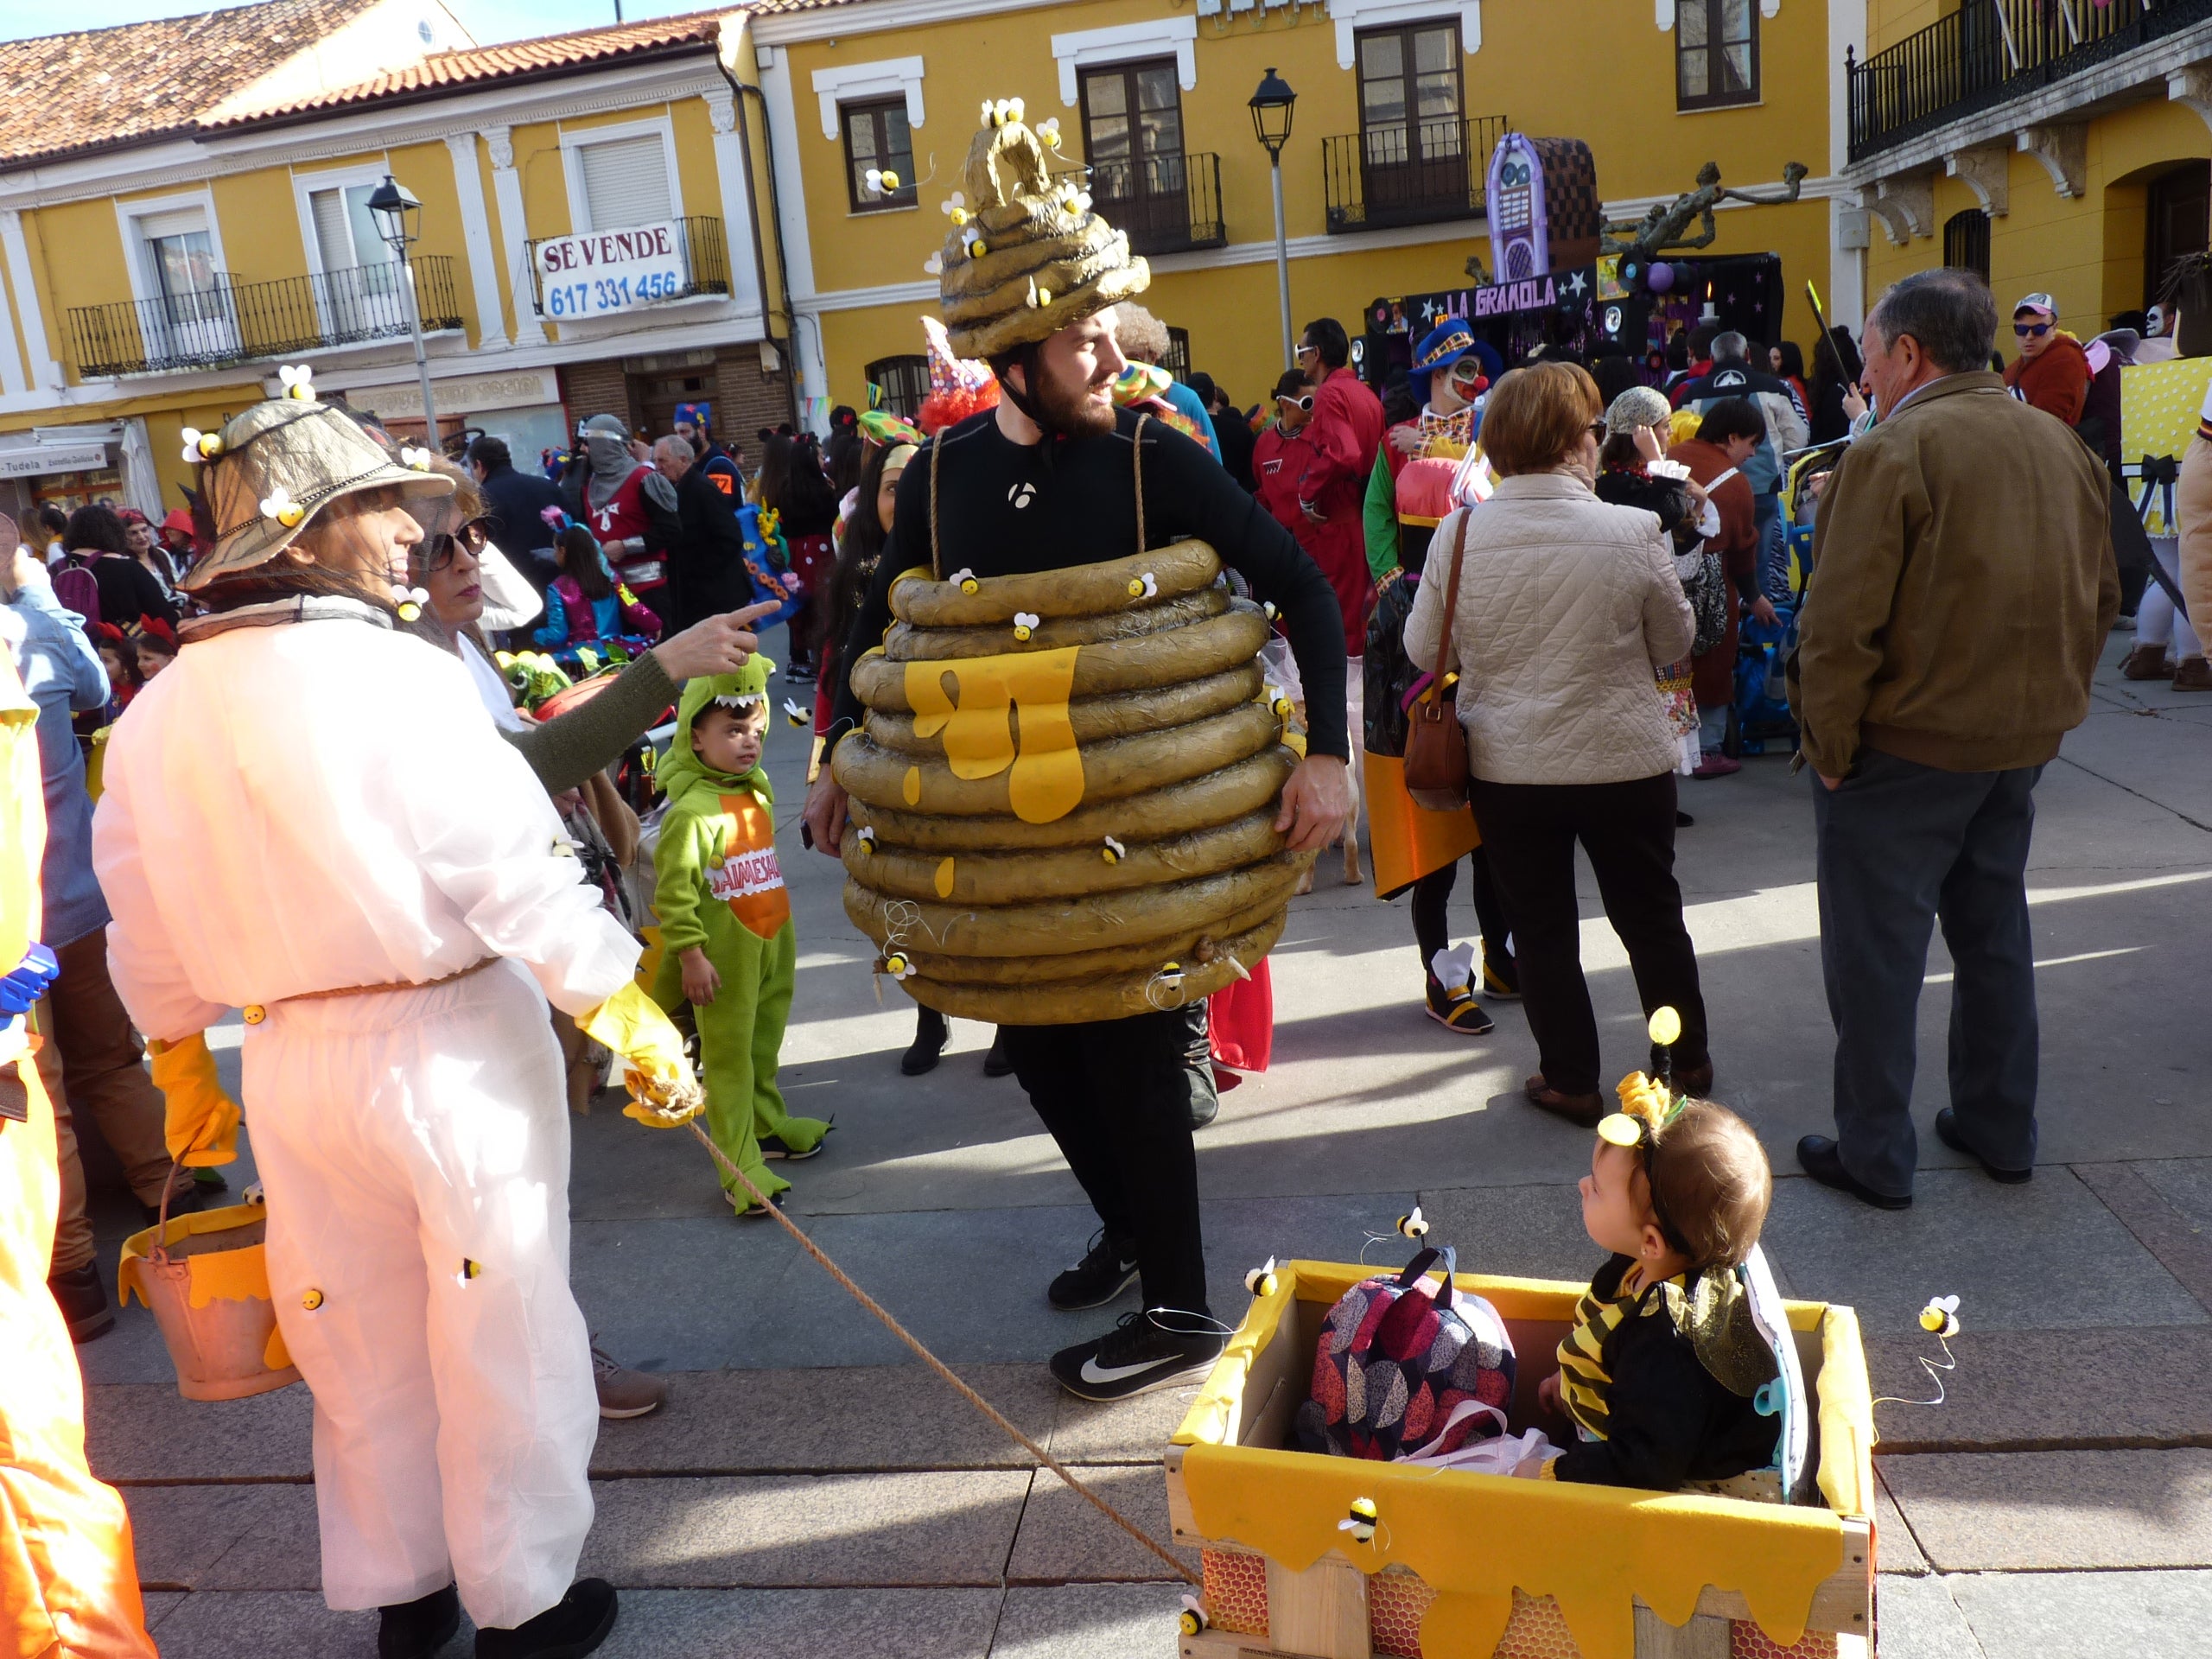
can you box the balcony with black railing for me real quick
[1325,114,1508,234]
[1089,152,1226,257]
[523,215,729,316]
[68,257,464,379]
[1849,0,2212,161]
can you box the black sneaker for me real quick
[1047,1230,1140,1311]
[982,1028,1015,1077]
[48,1262,114,1344]
[1480,947,1521,1001]
[380,1582,459,1659]
[760,1120,831,1160]
[477,1578,617,1659]
[1424,977,1495,1034]
[1050,1310,1227,1402]
[902,1008,949,1076]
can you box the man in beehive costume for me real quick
[93,379,710,1659]
[806,99,1351,1401]
[0,548,158,1658]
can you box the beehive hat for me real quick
[936,98,1150,359]
[179,364,451,592]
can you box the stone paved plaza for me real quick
[75,630,2212,1657]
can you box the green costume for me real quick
[651,658,827,1212]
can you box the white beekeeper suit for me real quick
[92,600,639,1630]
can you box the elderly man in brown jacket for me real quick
[1789,268,2118,1210]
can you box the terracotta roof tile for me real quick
[0,0,385,166]
[210,7,742,126]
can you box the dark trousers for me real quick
[1469,772,1710,1096]
[1000,1010,1209,1315]
[1812,751,2042,1198]
[1412,847,1516,986]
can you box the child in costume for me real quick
[1532,1070,1781,1494]
[652,656,830,1215]
[533,520,662,655]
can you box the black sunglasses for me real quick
[416,518,490,574]
[2014,321,2050,338]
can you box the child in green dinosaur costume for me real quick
[652,655,830,1215]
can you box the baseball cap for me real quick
[2013,292,2057,320]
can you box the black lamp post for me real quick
[1249,68,1298,365]
[366,173,439,443]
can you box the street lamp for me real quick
[1249,68,1298,367]
[365,173,440,447]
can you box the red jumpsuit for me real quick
[1295,367,1384,656]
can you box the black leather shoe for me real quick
[900,1008,948,1077]
[379,1582,459,1659]
[1796,1135,1912,1210]
[476,1579,617,1659]
[982,1029,1015,1077]
[1934,1108,2032,1185]
[47,1262,114,1344]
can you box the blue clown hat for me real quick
[1412,321,1476,376]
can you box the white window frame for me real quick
[115,188,237,365]
[1052,19,1197,108]
[114,188,229,310]
[1326,0,1483,68]
[291,160,398,279]
[812,56,926,142]
[557,114,683,235]
[1654,0,1779,23]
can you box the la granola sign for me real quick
[534,221,692,319]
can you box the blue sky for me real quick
[0,1,715,47]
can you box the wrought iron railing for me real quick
[67,257,464,378]
[1089,151,1226,256]
[522,215,729,315]
[1848,0,2212,161]
[1324,113,1508,233]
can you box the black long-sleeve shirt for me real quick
[824,406,1348,758]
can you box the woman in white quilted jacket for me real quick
[1405,360,1711,1128]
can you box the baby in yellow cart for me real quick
[1526,1046,1789,1499]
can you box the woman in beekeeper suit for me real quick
[92,374,713,1659]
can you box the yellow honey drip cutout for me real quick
[904,647,1084,824]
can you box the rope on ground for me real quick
[683,1120,1202,1589]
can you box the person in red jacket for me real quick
[1253,372,1324,548]
[565,413,681,607]
[1669,399,1777,779]
[1294,318,1384,617]
[2003,293,2092,426]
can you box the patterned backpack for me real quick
[1294,1246,1516,1462]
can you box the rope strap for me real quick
[684,1120,1200,1588]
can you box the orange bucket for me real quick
[118,1198,300,1402]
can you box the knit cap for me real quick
[1605,385,1674,440]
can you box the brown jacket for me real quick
[1791,372,2117,777]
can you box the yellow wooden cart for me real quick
[1164,1262,1876,1659]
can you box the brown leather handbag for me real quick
[1402,511,1472,813]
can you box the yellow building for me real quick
[750,0,1863,416]
[0,0,793,526]
[1847,0,2211,346]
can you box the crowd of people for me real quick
[0,122,2196,1646]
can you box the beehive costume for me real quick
[0,652,157,1659]
[92,377,699,1636]
[822,102,1349,1357]
[651,657,826,1212]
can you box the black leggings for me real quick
[1412,847,1516,987]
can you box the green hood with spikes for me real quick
[658,654,776,813]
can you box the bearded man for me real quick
[806,103,1350,1402]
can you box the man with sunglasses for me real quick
[2003,293,2092,426]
